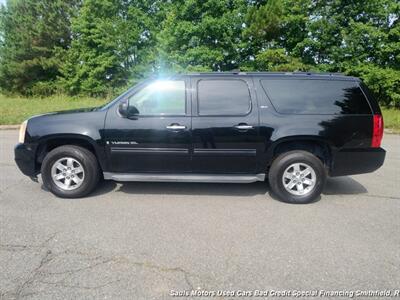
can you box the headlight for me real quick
[18,120,28,143]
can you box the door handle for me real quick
[234,124,253,130]
[166,124,186,130]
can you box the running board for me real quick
[103,172,265,183]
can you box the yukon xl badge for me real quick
[107,141,138,145]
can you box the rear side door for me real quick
[104,78,191,173]
[190,76,261,173]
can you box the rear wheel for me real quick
[268,150,327,204]
[41,145,100,198]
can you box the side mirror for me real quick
[118,100,140,118]
[127,105,139,116]
[118,100,129,118]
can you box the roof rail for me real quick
[292,71,345,76]
[187,71,248,75]
[186,71,347,77]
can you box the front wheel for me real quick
[41,145,100,198]
[268,150,327,204]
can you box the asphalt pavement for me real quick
[0,130,399,299]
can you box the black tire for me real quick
[41,145,100,198]
[268,150,327,204]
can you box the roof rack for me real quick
[292,71,345,76]
[187,71,345,76]
[245,71,346,76]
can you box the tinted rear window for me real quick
[359,82,381,114]
[261,79,371,115]
[198,79,251,115]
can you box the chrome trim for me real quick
[234,125,253,130]
[166,125,186,130]
[110,147,189,155]
[103,172,265,183]
[193,149,256,157]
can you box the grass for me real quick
[382,108,400,133]
[0,94,109,125]
[0,94,399,132]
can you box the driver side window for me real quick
[128,80,186,116]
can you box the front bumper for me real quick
[15,143,38,177]
[330,147,386,177]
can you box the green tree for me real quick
[244,0,283,44]
[156,0,248,72]
[0,0,79,95]
[250,48,311,72]
[349,64,400,108]
[244,0,399,106]
[298,0,397,69]
[312,0,400,107]
[242,0,312,71]
[0,0,398,107]
[60,0,156,96]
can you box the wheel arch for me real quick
[266,136,334,171]
[35,134,105,172]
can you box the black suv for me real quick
[15,72,385,203]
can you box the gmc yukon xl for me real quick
[15,72,385,204]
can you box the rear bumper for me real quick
[330,148,386,176]
[15,143,38,177]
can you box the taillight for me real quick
[371,114,383,148]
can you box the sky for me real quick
[0,0,5,6]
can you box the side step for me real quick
[103,172,265,183]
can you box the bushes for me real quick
[349,65,400,108]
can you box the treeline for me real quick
[0,0,399,107]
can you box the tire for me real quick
[268,150,327,204]
[41,145,100,198]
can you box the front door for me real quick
[191,76,261,173]
[104,78,191,173]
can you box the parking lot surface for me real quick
[1,130,399,299]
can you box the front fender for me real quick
[24,109,108,171]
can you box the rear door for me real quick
[104,78,192,173]
[190,76,261,173]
